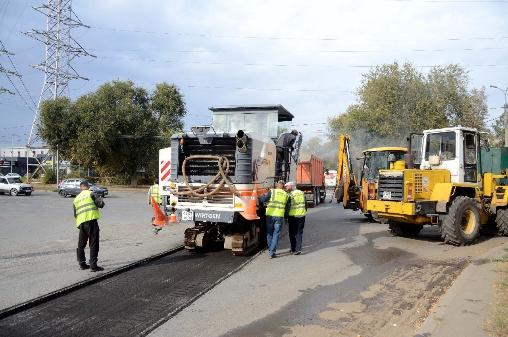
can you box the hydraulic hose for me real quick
[170,155,240,198]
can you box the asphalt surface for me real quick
[150,201,507,337]
[0,249,250,337]
[1,192,507,337]
[0,189,152,254]
[0,189,189,310]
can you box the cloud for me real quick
[0,0,507,146]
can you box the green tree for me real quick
[38,97,77,158]
[38,80,186,184]
[71,81,158,182]
[151,82,186,143]
[329,62,488,140]
[492,113,506,146]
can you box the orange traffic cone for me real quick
[151,197,168,227]
[169,212,177,223]
[240,185,260,220]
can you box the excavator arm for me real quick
[335,134,360,210]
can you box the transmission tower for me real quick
[25,0,95,146]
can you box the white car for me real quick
[5,172,22,179]
[0,176,33,196]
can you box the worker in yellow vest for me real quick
[259,180,289,258]
[73,181,105,272]
[285,182,307,255]
[148,181,162,205]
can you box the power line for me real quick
[96,55,508,70]
[91,26,508,43]
[0,40,37,107]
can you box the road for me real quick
[0,189,189,310]
[150,203,506,337]
[0,192,507,337]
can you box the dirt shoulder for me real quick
[488,249,508,337]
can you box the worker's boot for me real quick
[89,257,104,272]
[90,264,104,272]
[77,248,88,269]
[79,263,90,270]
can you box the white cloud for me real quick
[1,0,507,144]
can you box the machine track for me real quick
[0,249,252,337]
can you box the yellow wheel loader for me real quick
[335,134,407,220]
[366,126,508,245]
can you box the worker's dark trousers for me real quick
[77,219,100,266]
[288,216,305,252]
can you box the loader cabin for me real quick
[210,105,294,140]
[361,147,408,181]
[413,126,480,184]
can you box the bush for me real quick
[42,169,57,184]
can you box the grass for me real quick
[491,254,508,337]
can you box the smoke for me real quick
[299,136,338,169]
[299,128,408,174]
[345,128,408,173]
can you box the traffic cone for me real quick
[169,212,177,223]
[240,185,260,220]
[151,197,168,227]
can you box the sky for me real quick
[0,0,507,148]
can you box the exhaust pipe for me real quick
[236,130,248,153]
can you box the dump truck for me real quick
[367,126,508,245]
[295,155,326,207]
[159,105,302,255]
[335,134,407,220]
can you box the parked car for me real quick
[58,179,108,197]
[0,176,33,196]
[5,172,22,179]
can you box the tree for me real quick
[151,82,186,143]
[491,113,505,146]
[329,62,488,141]
[38,80,187,184]
[300,136,338,169]
[71,81,158,182]
[38,97,77,158]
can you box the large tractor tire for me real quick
[496,208,508,236]
[388,221,423,237]
[441,196,481,246]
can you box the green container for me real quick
[480,147,508,184]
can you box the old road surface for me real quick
[1,201,506,337]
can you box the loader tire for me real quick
[496,208,508,236]
[441,196,481,246]
[388,221,423,237]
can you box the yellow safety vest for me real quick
[289,189,307,217]
[149,184,161,204]
[73,190,100,227]
[266,188,288,217]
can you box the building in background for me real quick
[0,146,49,176]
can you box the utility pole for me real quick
[10,135,13,174]
[490,85,508,147]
